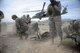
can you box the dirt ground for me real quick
[0,23,79,53]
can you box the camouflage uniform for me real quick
[69,20,80,35]
[15,15,31,39]
[73,21,80,34]
[47,1,62,42]
[32,22,41,39]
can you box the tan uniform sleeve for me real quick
[47,5,53,16]
[54,1,61,12]
[15,19,20,29]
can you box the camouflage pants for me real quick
[17,26,28,39]
[49,16,63,42]
[19,32,28,39]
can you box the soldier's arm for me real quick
[28,17,31,23]
[54,2,67,15]
[54,2,61,12]
[15,19,20,29]
[47,5,53,16]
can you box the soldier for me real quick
[73,20,80,34]
[12,15,31,39]
[26,14,31,24]
[69,20,80,35]
[21,14,31,25]
[69,20,76,34]
[0,10,4,33]
[32,22,41,39]
[47,0,63,43]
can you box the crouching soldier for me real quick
[12,15,31,39]
[69,20,80,35]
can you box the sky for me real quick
[0,0,80,22]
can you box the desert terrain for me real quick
[0,22,79,53]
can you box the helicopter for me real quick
[23,2,48,20]
[23,2,68,20]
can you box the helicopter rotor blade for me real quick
[41,2,46,12]
[23,2,46,13]
[23,10,41,13]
